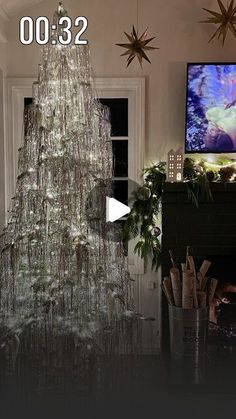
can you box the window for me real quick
[99,98,128,137]
[24,97,33,107]
[99,98,129,207]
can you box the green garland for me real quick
[123,157,225,271]
[123,162,165,271]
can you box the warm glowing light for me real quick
[206,161,236,170]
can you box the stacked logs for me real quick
[162,248,218,309]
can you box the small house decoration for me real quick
[167,148,184,182]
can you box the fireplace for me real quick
[162,182,236,350]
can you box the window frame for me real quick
[4,77,145,274]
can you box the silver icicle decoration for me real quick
[0,4,141,364]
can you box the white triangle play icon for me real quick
[106,197,131,223]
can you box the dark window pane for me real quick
[99,98,128,137]
[112,180,128,205]
[24,97,33,108]
[112,140,128,177]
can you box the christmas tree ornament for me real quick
[57,1,67,17]
[206,170,215,182]
[201,0,236,45]
[194,164,204,174]
[137,186,151,201]
[151,227,161,237]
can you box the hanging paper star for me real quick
[201,0,236,45]
[116,25,159,67]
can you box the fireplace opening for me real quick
[206,256,236,343]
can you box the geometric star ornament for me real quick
[116,25,159,67]
[201,0,236,45]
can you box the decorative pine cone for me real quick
[219,166,236,182]
[206,170,215,182]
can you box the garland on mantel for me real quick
[123,157,236,271]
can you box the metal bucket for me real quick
[169,305,208,359]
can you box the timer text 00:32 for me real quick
[19,16,88,46]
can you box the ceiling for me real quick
[0,0,44,18]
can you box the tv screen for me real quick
[185,63,236,153]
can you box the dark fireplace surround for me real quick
[162,182,236,275]
[161,182,236,348]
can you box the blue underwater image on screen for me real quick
[186,64,236,153]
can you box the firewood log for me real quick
[199,260,211,289]
[197,291,207,308]
[170,267,182,307]
[199,276,209,291]
[208,278,218,306]
[163,277,174,305]
[169,250,177,268]
[186,246,191,269]
[182,269,194,309]
[187,256,198,308]
[181,263,186,273]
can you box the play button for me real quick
[106,197,131,223]
[86,178,140,241]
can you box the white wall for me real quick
[0,8,7,229]
[2,0,236,351]
[6,0,236,163]
[0,66,5,230]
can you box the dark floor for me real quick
[1,348,236,419]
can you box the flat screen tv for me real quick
[185,63,236,153]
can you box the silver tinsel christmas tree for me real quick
[0,4,140,366]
